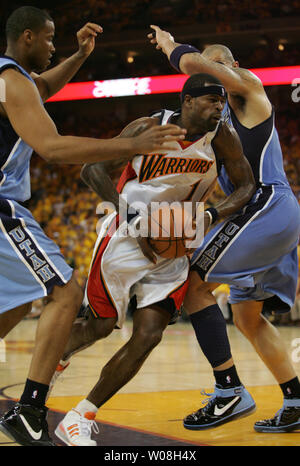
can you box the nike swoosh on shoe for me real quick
[19,414,42,440]
[214,396,241,416]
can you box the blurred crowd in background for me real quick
[1,0,299,324]
[1,0,299,35]
[51,0,300,34]
[1,0,300,81]
[1,0,299,37]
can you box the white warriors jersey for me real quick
[116,109,219,206]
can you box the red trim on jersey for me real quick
[87,216,120,319]
[178,138,204,150]
[87,211,189,319]
[168,278,190,310]
[116,161,137,194]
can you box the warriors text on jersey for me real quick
[116,109,220,206]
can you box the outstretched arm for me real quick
[1,69,185,164]
[148,25,273,127]
[148,25,262,97]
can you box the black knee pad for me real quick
[190,304,232,368]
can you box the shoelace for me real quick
[80,417,100,438]
[191,390,216,417]
[69,410,99,439]
[272,408,284,426]
[200,389,214,402]
[272,406,299,426]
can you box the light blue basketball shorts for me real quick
[191,185,300,313]
[0,198,73,314]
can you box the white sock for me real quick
[75,399,98,416]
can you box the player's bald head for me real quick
[202,44,237,67]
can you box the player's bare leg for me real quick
[184,271,219,310]
[87,305,171,407]
[55,305,171,445]
[46,311,117,402]
[27,274,82,385]
[232,300,297,383]
[232,300,300,432]
[183,271,256,430]
[0,302,32,338]
[60,312,117,362]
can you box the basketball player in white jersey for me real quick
[52,73,256,446]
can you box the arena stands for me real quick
[2,0,299,40]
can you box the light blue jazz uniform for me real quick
[192,102,300,312]
[0,56,73,313]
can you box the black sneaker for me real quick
[254,399,300,433]
[183,385,256,430]
[0,402,55,446]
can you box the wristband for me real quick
[169,44,201,72]
[205,207,219,225]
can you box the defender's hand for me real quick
[131,124,186,154]
[148,25,175,52]
[77,23,103,58]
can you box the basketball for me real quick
[147,203,196,259]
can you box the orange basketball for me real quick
[148,203,196,259]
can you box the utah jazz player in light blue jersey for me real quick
[0,8,185,446]
[149,26,300,432]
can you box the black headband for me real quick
[181,85,226,102]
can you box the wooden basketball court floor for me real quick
[0,317,299,447]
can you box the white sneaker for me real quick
[46,360,70,401]
[55,409,99,446]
